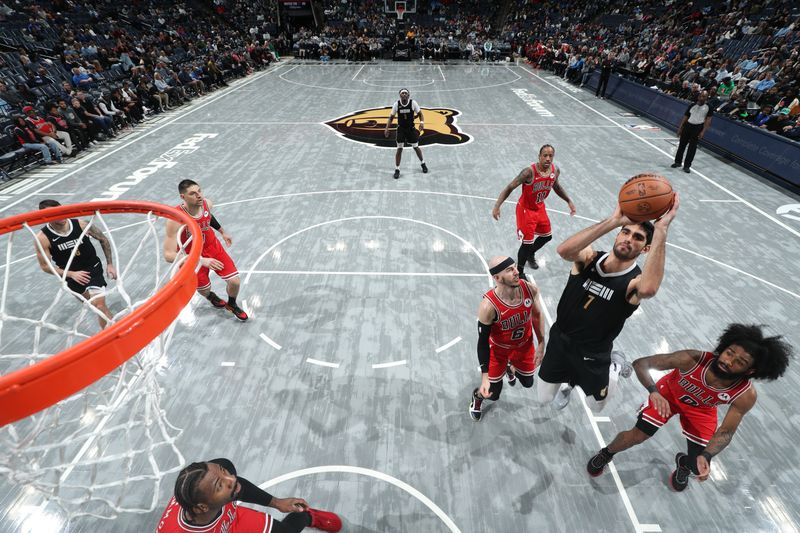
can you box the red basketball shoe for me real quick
[308,508,342,532]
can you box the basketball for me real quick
[618,174,675,222]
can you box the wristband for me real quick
[646,384,657,394]
[700,451,713,462]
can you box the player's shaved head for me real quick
[488,256,511,270]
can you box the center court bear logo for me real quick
[324,107,472,148]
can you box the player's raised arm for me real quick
[629,193,679,301]
[492,166,530,220]
[556,202,630,265]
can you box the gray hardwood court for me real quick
[0,60,798,533]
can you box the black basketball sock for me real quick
[531,234,553,255]
[517,243,535,269]
[601,447,615,458]
[228,296,237,307]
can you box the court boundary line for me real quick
[0,63,288,214]
[167,122,619,128]
[277,63,521,93]
[515,64,800,239]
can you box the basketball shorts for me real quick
[487,342,536,383]
[515,202,551,243]
[66,261,107,295]
[636,380,718,446]
[537,323,611,400]
[396,126,419,146]
[197,244,239,290]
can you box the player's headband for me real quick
[399,88,410,96]
[489,257,515,276]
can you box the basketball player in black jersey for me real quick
[536,195,680,413]
[34,199,116,328]
[383,88,428,179]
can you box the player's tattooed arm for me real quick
[492,167,531,220]
[85,223,118,279]
[698,388,756,479]
[85,225,113,265]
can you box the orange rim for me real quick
[0,201,201,426]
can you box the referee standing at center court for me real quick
[672,90,713,173]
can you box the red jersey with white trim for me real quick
[156,497,272,533]
[177,200,220,254]
[484,282,535,350]
[519,163,557,211]
[660,351,752,410]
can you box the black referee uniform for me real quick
[538,251,640,400]
[673,97,713,172]
[42,219,107,294]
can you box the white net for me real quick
[0,207,195,523]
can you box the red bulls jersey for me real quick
[156,497,272,533]
[661,351,752,410]
[519,163,556,211]
[178,200,219,253]
[484,282,535,350]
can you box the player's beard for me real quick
[710,356,747,380]
[500,275,520,288]
[612,242,638,261]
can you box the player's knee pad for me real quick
[517,374,534,388]
[634,417,659,438]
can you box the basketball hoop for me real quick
[0,201,201,520]
[395,0,406,20]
